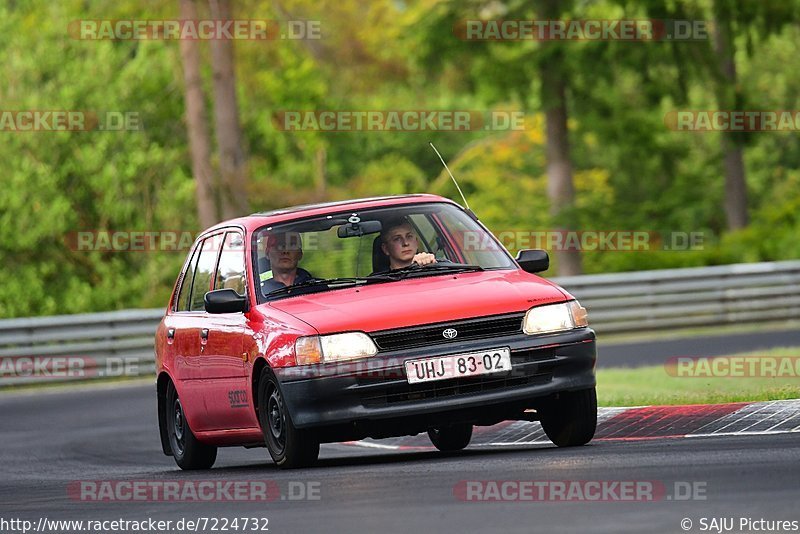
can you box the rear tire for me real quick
[428,423,473,451]
[165,382,217,470]
[257,368,319,469]
[539,387,597,447]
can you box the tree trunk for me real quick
[713,10,749,230]
[208,0,248,218]
[539,0,581,276]
[178,0,216,229]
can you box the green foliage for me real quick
[2,0,800,317]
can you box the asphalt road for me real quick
[598,327,800,368]
[1,383,798,534]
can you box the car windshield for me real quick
[253,202,514,300]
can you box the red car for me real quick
[156,194,597,469]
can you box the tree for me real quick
[178,0,217,229]
[712,1,747,230]
[706,0,797,230]
[209,0,249,218]
[540,0,581,276]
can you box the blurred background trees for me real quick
[2,0,800,317]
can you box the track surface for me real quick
[598,327,800,368]
[1,384,799,534]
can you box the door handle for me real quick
[167,328,175,340]
[200,328,209,340]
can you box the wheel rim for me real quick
[267,387,286,453]
[171,397,186,456]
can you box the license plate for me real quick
[404,348,512,384]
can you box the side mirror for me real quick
[204,289,248,314]
[515,249,549,273]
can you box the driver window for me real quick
[215,232,246,295]
[189,234,223,311]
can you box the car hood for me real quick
[267,269,569,334]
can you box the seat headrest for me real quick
[372,235,390,273]
[257,256,271,274]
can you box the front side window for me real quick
[253,202,514,301]
[214,231,246,295]
[189,233,225,311]
[175,245,200,312]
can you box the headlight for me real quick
[522,300,588,335]
[295,332,378,365]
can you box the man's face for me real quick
[381,223,418,264]
[266,232,303,272]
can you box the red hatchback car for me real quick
[155,194,597,469]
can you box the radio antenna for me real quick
[430,142,470,211]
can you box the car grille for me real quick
[371,312,526,352]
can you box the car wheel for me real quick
[427,423,473,451]
[257,368,320,469]
[165,382,217,470]
[539,387,597,447]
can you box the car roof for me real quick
[203,194,461,234]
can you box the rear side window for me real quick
[189,234,224,311]
[175,245,200,312]
[214,232,246,295]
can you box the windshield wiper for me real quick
[384,262,484,279]
[265,265,483,298]
[265,275,394,298]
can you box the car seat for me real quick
[372,236,390,273]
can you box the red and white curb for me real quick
[343,399,800,451]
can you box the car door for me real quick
[200,230,253,430]
[170,233,224,432]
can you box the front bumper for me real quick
[274,328,596,438]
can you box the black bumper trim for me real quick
[274,328,596,432]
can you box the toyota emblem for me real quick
[442,328,458,339]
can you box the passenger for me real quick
[379,217,437,270]
[260,231,314,293]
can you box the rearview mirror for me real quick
[204,289,248,314]
[337,220,382,238]
[515,249,549,273]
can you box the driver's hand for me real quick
[412,252,437,266]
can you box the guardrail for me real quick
[552,259,800,334]
[2,260,800,386]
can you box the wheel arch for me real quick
[156,372,174,456]
[251,357,270,427]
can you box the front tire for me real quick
[539,387,597,447]
[165,382,217,470]
[428,423,473,451]
[257,368,319,469]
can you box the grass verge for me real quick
[597,346,800,406]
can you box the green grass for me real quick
[598,346,800,407]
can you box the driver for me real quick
[260,231,314,293]
[379,217,437,270]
